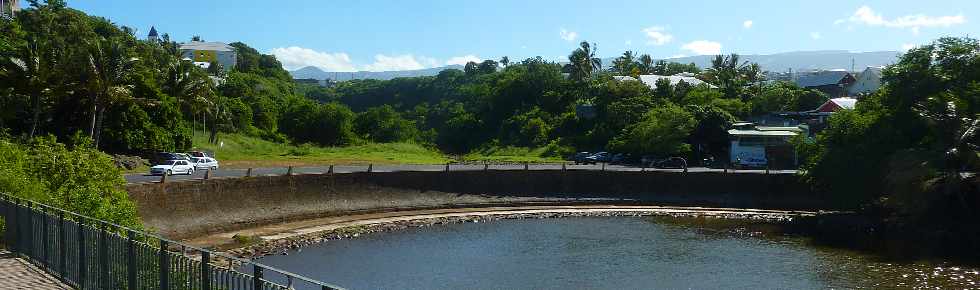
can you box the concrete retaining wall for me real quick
[126,170,822,239]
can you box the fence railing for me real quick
[0,193,346,290]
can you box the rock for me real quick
[112,154,149,170]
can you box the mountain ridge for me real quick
[289,50,902,80]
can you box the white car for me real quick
[191,157,219,170]
[149,160,195,176]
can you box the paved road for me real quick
[125,163,798,184]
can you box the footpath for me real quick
[0,250,70,290]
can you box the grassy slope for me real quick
[462,146,565,163]
[190,132,448,168]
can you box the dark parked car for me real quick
[654,157,688,169]
[701,156,722,168]
[151,152,183,165]
[572,152,593,164]
[586,152,611,163]
[610,153,630,164]
[640,155,658,167]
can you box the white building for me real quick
[614,74,716,89]
[728,122,803,168]
[179,41,237,72]
[847,66,883,96]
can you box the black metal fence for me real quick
[0,193,345,290]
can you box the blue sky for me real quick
[69,0,977,72]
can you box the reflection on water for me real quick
[253,216,980,290]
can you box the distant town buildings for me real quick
[730,97,859,168]
[793,70,855,98]
[765,66,883,99]
[179,41,236,72]
[1,0,20,18]
[147,26,159,42]
[614,74,717,89]
[847,66,884,96]
[294,78,336,87]
[815,97,857,113]
[728,122,803,169]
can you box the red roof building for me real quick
[815,97,857,113]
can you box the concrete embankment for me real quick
[125,170,822,239]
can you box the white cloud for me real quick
[271,46,442,72]
[445,55,482,66]
[270,46,357,72]
[680,40,722,55]
[642,26,673,46]
[840,6,966,32]
[810,32,822,39]
[902,43,916,51]
[743,20,753,29]
[668,54,687,59]
[362,54,435,72]
[625,40,633,46]
[559,28,578,42]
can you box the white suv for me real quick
[192,157,219,170]
[150,160,195,175]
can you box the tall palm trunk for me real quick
[209,110,218,145]
[93,104,105,148]
[29,92,40,139]
[88,94,97,138]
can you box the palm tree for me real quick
[638,54,654,74]
[207,95,233,144]
[703,53,750,99]
[568,41,601,81]
[86,37,136,147]
[2,38,50,139]
[163,58,213,134]
[612,50,637,75]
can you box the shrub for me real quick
[0,136,142,229]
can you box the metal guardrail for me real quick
[0,193,346,290]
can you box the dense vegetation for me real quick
[0,134,141,228]
[0,1,831,165]
[300,48,826,162]
[797,37,979,258]
[2,0,979,258]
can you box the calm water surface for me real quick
[254,216,980,289]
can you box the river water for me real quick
[253,216,980,289]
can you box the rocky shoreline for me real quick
[227,209,802,261]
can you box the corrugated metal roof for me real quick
[615,74,716,88]
[794,70,851,87]
[179,41,234,52]
[757,126,804,132]
[728,129,799,137]
[829,97,857,109]
[638,74,713,87]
